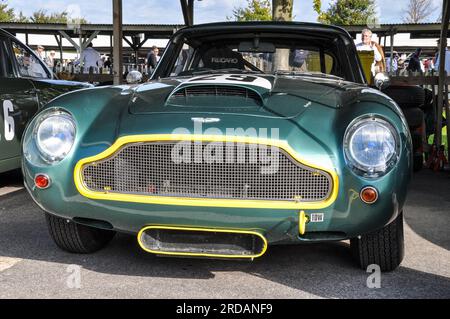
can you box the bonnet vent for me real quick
[168,85,263,106]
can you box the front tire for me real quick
[45,213,116,253]
[350,212,405,272]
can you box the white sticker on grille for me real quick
[309,213,324,223]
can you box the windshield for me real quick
[171,46,336,76]
[160,32,352,80]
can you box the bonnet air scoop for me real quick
[167,84,264,107]
[128,75,317,118]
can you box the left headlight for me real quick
[344,116,400,178]
[34,111,76,163]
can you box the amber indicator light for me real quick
[35,174,50,189]
[360,187,378,204]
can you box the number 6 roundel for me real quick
[3,100,15,141]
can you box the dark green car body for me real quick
[0,29,91,173]
[22,22,412,266]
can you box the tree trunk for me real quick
[272,0,293,21]
[272,0,293,71]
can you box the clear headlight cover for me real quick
[344,116,399,177]
[34,111,76,163]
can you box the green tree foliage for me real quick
[30,9,88,24]
[30,10,67,23]
[15,11,30,22]
[0,1,15,22]
[314,0,376,25]
[229,0,272,21]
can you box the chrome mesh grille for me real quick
[81,141,332,202]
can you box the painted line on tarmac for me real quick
[0,186,24,197]
[0,257,22,272]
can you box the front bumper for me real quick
[24,165,407,243]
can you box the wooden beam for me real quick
[390,31,394,74]
[81,31,100,51]
[113,0,123,85]
[136,38,148,50]
[110,35,113,58]
[79,33,84,58]
[436,1,450,147]
[188,0,194,25]
[180,0,193,26]
[389,75,450,86]
[59,31,80,52]
[122,36,134,49]
[54,35,63,60]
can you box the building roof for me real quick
[340,23,446,38]
[0,21,446,39]
[0,22,185,38]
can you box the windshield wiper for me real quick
[275,70,343,80]
[191,68,264,76]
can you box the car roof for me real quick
[175,21,353,42]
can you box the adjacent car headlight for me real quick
[34,111,76,163]
[344,116,400,178]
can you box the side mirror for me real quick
[126,70,143,84]
[374,72,390,90]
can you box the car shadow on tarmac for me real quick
[0,186,449,298]
[403,170,450,251]
[0,169,23,188]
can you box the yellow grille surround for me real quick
[74,134,339,209]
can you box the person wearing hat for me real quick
[34,45,45,61]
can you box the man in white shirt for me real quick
[79,43,103,73]
[355,28,382,75]
[46,50,56,69]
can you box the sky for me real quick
[3,0,444,25]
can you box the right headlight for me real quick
[344,116,400,178]
[33,110,76,163]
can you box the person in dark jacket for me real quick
[103,56,112,68]
[407,48,423,73]
[146,46,159,70]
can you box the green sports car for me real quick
[0,28,91,173]
[22,22,412,271]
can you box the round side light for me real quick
[360,186,378,204]
[35,174,51,189]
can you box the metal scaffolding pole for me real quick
[436,1,450,148]
[113,0,123,85]
[180,0,194,26]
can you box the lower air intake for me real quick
[138,226,267,259]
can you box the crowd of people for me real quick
[355,28,450,76]
[32,42,160,75]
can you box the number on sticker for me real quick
[187,74,273,90]
[3,100,15,141]
[225,75,258,82]
[310,213,324,223]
